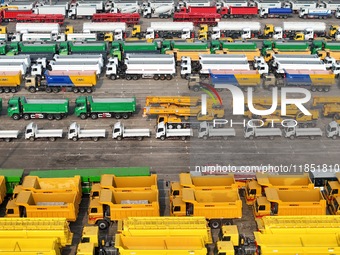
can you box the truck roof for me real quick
[0,71,21,75]
[46,70,96,76]
[265,187,324,202]
[25,98,68,104]
[284,69,332,75]
[91,98,135,103]
[210,69,259,74]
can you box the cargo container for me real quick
[173,12,221,26]
[1,10,32,22]
[253,188,327,217]
[6,191,79,221]
[209,70,261,90]
[245,173,314,205]
[25,70,97,94]
[88,189,160,229]
[0,71,22,93]
[0,218,73,247]
[0,238,61,255]
[170,188,242,229]
[7,96,69,120]
[92,13,140,25]
[16,14,65,25]
[74,96,136,120]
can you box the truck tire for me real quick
[209,220,220,229]
[269,136,274,140]
[79,88,85,93]
[23,114,30,120]
[317,87,323,92]
[132,75,139,80]
[92,137,99,142]
[55,115,62,120]
[289,135,295,140]
[98,220,109,230]
[324,87,330,92]
[137,136,143,141]
[122,113,129,119]
[249,135,254,140]
[49,137,56,142]
[126,75,132,80]
[86,88,92,93]
[109,74,116,80]
[29,137,35,141]
[117,136,122,141]
[4,138,11,142]
[47,114,54,121]
[160,75,165,80]
[11,88,17,93]
[203,135,208,140]
[52,87,59,93]
[153,75,160,80]
[80,113,87,120]
[181,136,186,141]
[46,87,52,93]
[72,137,78,141]
[223,14,228,18]
[193,86,200,92]
[91,113,98,120]
[160,136,166,141]
[309,136,315,140]
[4,88,10,93]
[0,88,3,93]
[73,88,79,93]
[29,87,36,93]
[166,75,172,80]
[115,113,121,119]
[12,114,20,120]
[332,135,337,140]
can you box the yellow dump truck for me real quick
[323,104,340,119]
[6,191,79,222]
[0,71,22,93]
[76,226,98,255]
[117,217,212,244]
[14,175,82,205]
[0,238,61,255]
[0,218,73,247]
[245,173,314,205]
[254,232,340,254]
[329,196,340,215]
[99,174,157,191]
[256,215,340,234]
[170,173,238,200]
[170,188,242,229]
[323,172,340,204]
[0,176,6,205]
[88,188,160,229]
[253,188,327,218]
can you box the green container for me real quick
[19,43,57,54]
[273,42,309,51]
[69,42,107,54]
[123,42,158,52]
[162,41,208,54]
[29,167,150,194]
[7,96,69,118]
[0,169,24,194]
[222,42,257,50]
[74,96,136,118]
[324,42,340,51]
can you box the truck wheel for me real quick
[193,86,200,92]
[86,88,92,93]
[98,220,109,230]
[249,135,254,140]
[12,114,20,120]
[49,137,56,142]
[73,88,79,93]
[160,75,165,80]
[284,15,288,19]
[153,75,160,80]
[90,113,98,120]
[324,87,330,92]
[29,137,35,141]
[132,75,139,80]
[203,136,208,140]
[269,136,274,140]
[11,88,17,93]
[289,135,295,140]
[166,75,172,80]
[160,136,166,141]
[310,136,315,140]
[223,14,228,18]
[115,113,121,119]
[311,87,317,92]
[79,113,87,120]
[79,88,85,93]
[72,137,78,142]
[137,136,143,141]
[29,87,36,93]
[4,138,11,142]
[52,87,59,93]
[92,137,99,142]
[4,88,10,93]
[23,114,30,120]
[122,113,129,119]
[117,136,122,141]
[55,115,61,120]
[332,135,337,140]
[126,75,132,80]
[264,15,267,19]
[46,87,52,93]
[110,75,116,80]
[181,136,186,141]
[0,88,3,93]
[47,114,54,120]
[317,88,323,92]
[209,220,220,229]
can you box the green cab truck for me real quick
[74,96,136,120]
[7,96,69,120]
[311,41,340,54]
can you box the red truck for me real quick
[16,14,64,25]
[173,12,221,26]
[1,10,32,22]
[179,6,217,13]
[220,6,258,18]
[92,13,140,25]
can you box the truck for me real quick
[6,190,79,221]
[68,6,96,19]
[170,188,242,228]
[15,23,60,35]
[318,1,340,12]
[92,13,140,25]
[49,62,102,76]
[299,8,332,19]
[53,54,104,67]
[198,121,235,139]
[7,96,69,121]
[16,14,65,25]
[262,41,311,58]
[67,122,106,142]
[254,188,327,217]
[259,7,293,18]
[75,96,136,120]
[1,9,32,22]
[143,2,174,18]
[211,21,261,40]
[244,123,282,139]
[271,54,320,67]
[146,22,194,40]
[82,22,126,41]
[282,21,327,39]
[173,12,221,26]
[326,121,340,139]
[24,122,63,142]
[0,128,19,142]
[0,71,22,93]
[209,70,261,90]
[283,1,317,12]
[88,188,160,229]
[33,5,67,15]
[155,121,193,140]
[274,61,328,75]
[221,6,258,18]
[112,122,150,141]
[284,125,323,140]
[25,70,97,93]
[245,173,314,205]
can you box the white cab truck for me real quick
[284,126,323,139]
[0,129,19,142]
[67,122,106,142]
[70,1,104,12]
[317,1,340,11]
[215,0,248,10]
[112,122,150,141]
[283,1,317,12]
[17,33,54,42]
[244,123,282,139]
[253,0,282,9]
[108,0,140,12]
[143,2,174,18]
[177,0,211,10]
[279,21,326,39]
[83,22,125,40]
[198,121,235,140]
[146,22,194,40]
[16,23,60,36]
[68,6,97,19]
[299,8,332,19]
[211,21,261,40]
[33,5,67,15]
[156,122,193,140]
[25,122,63,142]
[326,121,340,139]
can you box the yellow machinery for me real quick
[323,104,340,118]
[313,96,340,106]
[323,172,340,203]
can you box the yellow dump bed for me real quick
[0,71,22,86]
[100,174,158,191]
[0,238,61,255]
[0,218,73,247]
[179,173,238,189]
[115,235,207,255]
[256,173,314,189]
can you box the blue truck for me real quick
[259,8,293,18]
[24,70,98,93]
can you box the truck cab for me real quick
[326,121,340,139]
[323,173,340,203]
[245,180,262,205]
[253,196,272,217]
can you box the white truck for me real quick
[284,126,323,139]
[156,122,193,140]
[283,1,317,12]
[177,0,211,10]
[211,21,261,40]
[317,1,340,12]
[143,2,174,18]
[49,62,103,75]
[0,55,31,67]
[215,0,248,10]
[16,23,60,36]
[146,22,194,40]
[280,21,326,39]
[67,122,106,142]
[299,8,332,19]
[0,63,28,76]
[326,121,340,139]
[244,123,282,139]
[25,122,63,142]
[198,121,236,140]
[112,122,150,141]
[33,5,67,15]
[251,0,282,9]
[58,33,97,42]
[82,22,126,40]
[53,54,104,68]
[0,129,19,142]
[271,54,320,67]
[16,33,54,42]
[68,6,97,19]
[107,0,140,12]
[70,1,104,12]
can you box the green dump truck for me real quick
[7,96,69,120]
[74,96,136,120]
